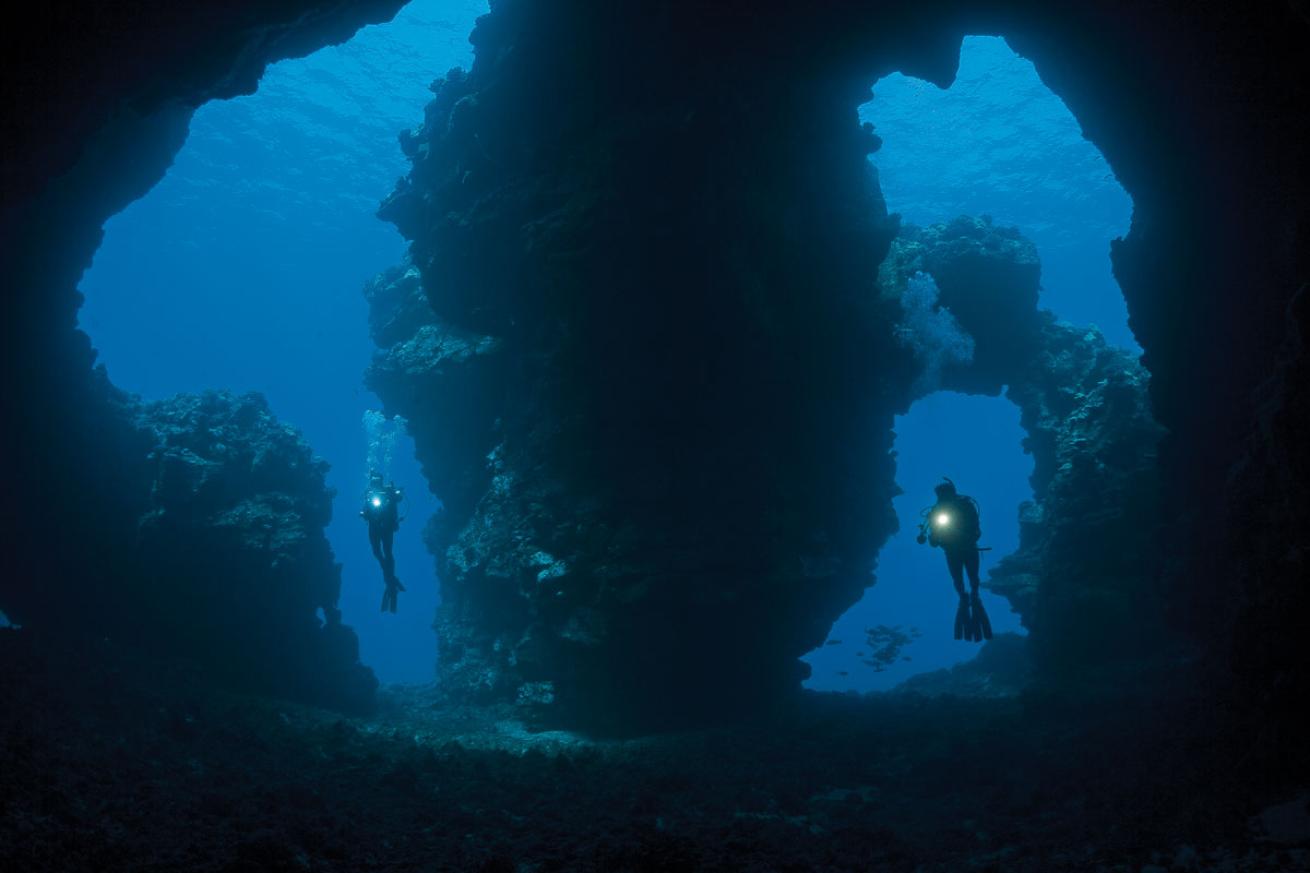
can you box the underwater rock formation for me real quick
[1,0,407,712]
[370,1,912,727]
[1,378,375,711]
[130,391,376,710]
[995,322,1163,670]
[884,217,1044,396]
[2,0,1306,782]
[885,216,1165,672]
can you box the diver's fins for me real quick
[380,573,403,613]
[969,594,993,642]
[954,599,969,640]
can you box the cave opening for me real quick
[805,35,1137,693]
[5,0,1308,862]
[805,392,1031,692]
[871,35,1136,349]
[74,0,487,684]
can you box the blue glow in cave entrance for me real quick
[869,35,1136,350]
[804,393,1031,692]
[806,36,1135,692]
[76,0,488,684]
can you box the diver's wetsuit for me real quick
[367,516,396,580]
[944,541,981,599]
[926,492,991,641]
[362,486,402,608]
[929,494,982,596]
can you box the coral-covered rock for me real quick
[363,258,504,525]
[0,0,409,715]
[125,391,375,711]
[886,216,1044,395]
[996,320,1163,669]
[885,218,1165,672]
[370,1,910,728]
[3,382,375,711]
[3,0,1307,771]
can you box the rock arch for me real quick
[1,1,1306,752]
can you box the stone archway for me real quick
[2,1,1307,747]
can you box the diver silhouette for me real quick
[361,471,405,613]
[917,478,993,642]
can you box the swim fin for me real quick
[969,593,993,642]
[380,579,401,613]
[954,597,969,640]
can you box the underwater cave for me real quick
[76,0,486,685]
[805,35,1136,692]
[3,1,1308,869]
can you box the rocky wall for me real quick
[3,376,376,709]
[371,0,914,728]
[364,1,1308,735]
[883,217,1165,672]
[130,391,376,710]
[2,0,1306,759]
[0,0,404,711]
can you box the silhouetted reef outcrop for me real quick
[1,0,407,713]
[884,217,1165,674]
[5,381,375,711]
[373,1,909,729]
[130,390,376,711]
[2,0,1309,828]
[356,0,1310,743]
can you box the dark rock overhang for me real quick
[1,1,1306,755]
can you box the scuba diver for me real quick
[361,471,405,613]
[916,478,993,643]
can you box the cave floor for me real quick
[1,632,1302,873]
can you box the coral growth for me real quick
[1,381,375,712]
[130,391,376,710]
[885,216,1165,672]
[368,1,910,729]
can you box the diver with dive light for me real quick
[361,470,405,613]
[917,478,993,642]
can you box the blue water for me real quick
[804,393,1032,691]
[78,0,488,684]
[804,37,1132,691]
[867,36,1135,350]
[79,21,1128,692]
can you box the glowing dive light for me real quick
[935,512,951,527]
[372,496,383,508]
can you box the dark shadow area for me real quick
[804,392,1031,693]
[2,0,1308,868]
[806,36,1136,694]
[3,628,1300,871]
[73,0,481,685]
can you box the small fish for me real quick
[837,671,849,677]
[825,639,842,646]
